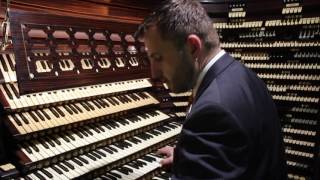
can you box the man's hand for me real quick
[157,146,174,167]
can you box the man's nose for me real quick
[150,60,162,80]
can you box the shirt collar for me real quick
[193,49,225,97]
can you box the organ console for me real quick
[0,0,178,179]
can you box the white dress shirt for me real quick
[192,49,226,98]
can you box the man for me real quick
[135,0,287,179]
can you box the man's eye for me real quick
[153,55,162,62]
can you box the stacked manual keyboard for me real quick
[0,52,181,179]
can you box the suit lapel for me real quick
[194,53,235,102]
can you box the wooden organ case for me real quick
[0,1,179,179]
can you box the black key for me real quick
[77,156,89,164]
[9,84,19,98]
[96,99,107,107]
[24,176,32,180]
[35,110,45,121]
[63,161,75,170]
[115,96,125,104]
[38,138,50,149]
[71,158,83,166]
[122,166,133,173]
[104,174,117,180]
[127,139,138,145]
[3,84,13,99]
[29,142,40,152]
[116,96,125,103]
[85,101,95,110]
[57,163,69,172]
[49,108,60,118]
[142,92,150,99]
[40,168,53,178]
[105,98,115,106]
[69,104,79,114]
[41,109,51,120]
[95,149,106,157]
[97,98,107,108]
[72,129,84,139]
[50,136,61,145]
[132,160,143,168]
[85,153,96,161]
[129,162,140,169]
[142,155,154,163]
[79,128,89,137]
[116,119,126,126]
[101,122,112,130]
[91,152,101,159]
[91,100,102,109]
[83,127,94,136]
[136,159,147,166]
[110,120,119,128]
[117,167,129,175]
[52,166,63,174]
[124,95,132,102]
[107,146,118,153]
[100,99,110,107]
[110,97,119,105]
[63,105,73,115]
[55,107,65,117]
[89,124,100,133]
[4,54,15,71]
[80,102,90,111]
[129,94,139,101]
[22,143,32,154]
[66,132,76,141]
[109,172,121,179]
[62,134,70,143]
[131,137,141,143]
[96,124,105,132]
[102,147,114,154]
[17,113,29,124]
[33,171,46,180]
[0,55,8,71]
[148,130,159,136]
[73,104,83,113]
[44,137,55,147]
[113,143,124,150]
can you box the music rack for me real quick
[10,9,150,94]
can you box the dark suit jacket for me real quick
[172,53,287,180]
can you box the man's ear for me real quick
[186,34,202,61]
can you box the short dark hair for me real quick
[135,0,220,50]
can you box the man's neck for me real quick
[198,47,221,70]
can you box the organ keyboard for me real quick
[22,122,181,179]
[0,48,180,179]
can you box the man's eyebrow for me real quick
[149,52,161,59]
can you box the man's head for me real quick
[135,0,220,93]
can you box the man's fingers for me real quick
[160,157,173,166]
[156,146,172,156]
